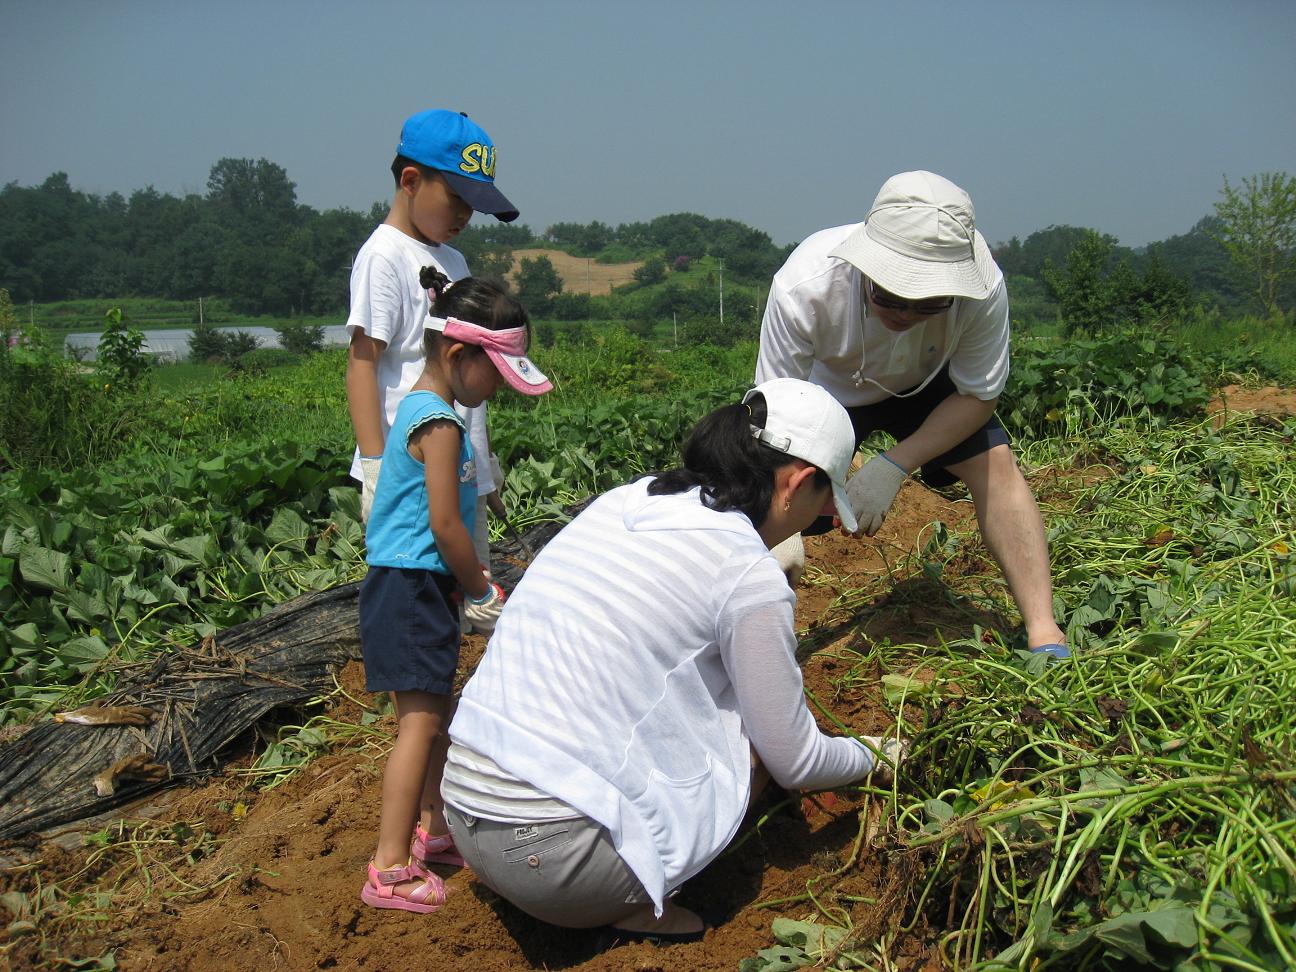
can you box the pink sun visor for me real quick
[426,316,553,396]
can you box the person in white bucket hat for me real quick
[440,378,905,945]
[755,171,1069,659]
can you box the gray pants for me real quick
[444,806,654,928]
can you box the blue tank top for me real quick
[365,391,477,573]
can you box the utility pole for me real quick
[198,296,204,326]
[673,311,678,348]
[718,258,724,326]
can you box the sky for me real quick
[2,0,1294,250]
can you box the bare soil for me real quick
[506,249,641,296]
[2,479,989,972]
[1207,384,1296,426]
[7,388,1294,970]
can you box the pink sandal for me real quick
[360,859,448,914]
[412,823,467,869]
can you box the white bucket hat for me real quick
[829,170,996,300]
[743,378,858,534]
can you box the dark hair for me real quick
[649,392,830,528]
[392,154,439,188]
[420,267,532,359]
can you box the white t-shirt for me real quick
[346,223,471,479]
[445,478,875,913]
[454,402,494,493]
[755,223,1011,407]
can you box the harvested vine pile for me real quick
[0,510,574,842]
[0,583,362,840]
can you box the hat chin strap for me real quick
[853,283,955,398]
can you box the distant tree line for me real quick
[2,162,1291,325]
[0,162,387,316]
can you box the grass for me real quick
[1175,308,1296,383]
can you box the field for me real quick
[2,329,1295,971]
[507,248,642,295]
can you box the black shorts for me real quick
[804,367,1009,536]
[359,565,461,694]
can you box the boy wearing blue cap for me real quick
[346,109,520,523]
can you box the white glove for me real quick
[857,735,910,784]
[770,533,805,588]
[359,456,383,524]
[845,454,908,536]
[464,582,506,636]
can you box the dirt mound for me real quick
[1,481,990,971]
[1208,384,1296,428]
[507,249,641,296]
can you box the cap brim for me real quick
[829,226,995,300]
[485,349,552,396]
[440,171,520,222]
[832,482,858,535]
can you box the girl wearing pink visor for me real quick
[356,270,550,915]
[426,308,551,395]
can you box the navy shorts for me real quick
[804,367,1009,536]
[358,566,461,694]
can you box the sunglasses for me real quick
[868,280,954,317]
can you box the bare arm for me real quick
[887,392,998,472]
[416,421,491,600]
[346,332,388,457]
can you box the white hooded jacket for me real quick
[447,477,874,913]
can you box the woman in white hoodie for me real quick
[441,377,901,944]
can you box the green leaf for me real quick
[266,507,310,549]
[1056,906,1197,963]
[60,635,112,668]
[738,945,811,972]
[18,545,71,593]
[171,534,219,567]
[1069,604,1108,627]
[6,623,40,649]
[924,799,955,826]
[59,588,111,624]
[771,917,847,957]
[881,673,934,705]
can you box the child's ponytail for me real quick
[420,266,453,302]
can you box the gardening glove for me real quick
[844,454,909,537]
[770,533,805,588]
[857,736,910,785]
[359,456,383,524]
[464,582,506,636]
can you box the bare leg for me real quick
[417,697,457,837]
[947,445,1066,650]
[374,691,452,893]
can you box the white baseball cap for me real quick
[743,378,858,534]
[829,170,996,300]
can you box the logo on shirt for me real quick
[460,459,477,485]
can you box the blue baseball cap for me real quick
[396,110,519,222]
